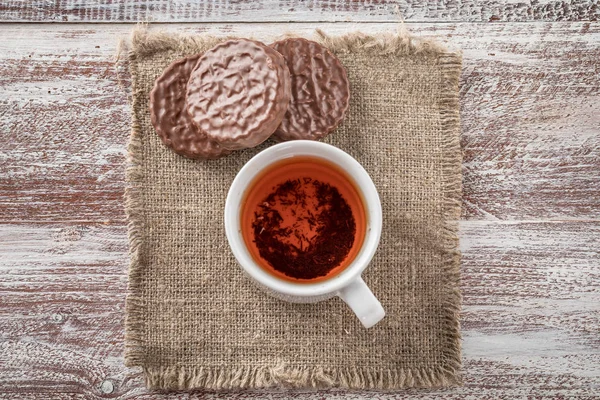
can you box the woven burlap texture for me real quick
[124,28,463,391]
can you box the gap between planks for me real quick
[1,0,599,23]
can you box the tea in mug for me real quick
[241,156,366,283]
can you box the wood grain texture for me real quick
[1,222,598,398]
[0,0,599,23]
[1,22,599,398]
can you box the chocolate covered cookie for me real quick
[186,39,291,150]
[149,55,230,160]
[271,38,350,141]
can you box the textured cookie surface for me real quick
[186,39,291,150]
[149,55,230,159]
[271,38,350,141]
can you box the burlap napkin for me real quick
[124,28,462,390]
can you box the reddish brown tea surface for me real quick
[241,156,366,283]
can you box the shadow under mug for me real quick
[225,140,385,328]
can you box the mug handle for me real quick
[337,276,385,328]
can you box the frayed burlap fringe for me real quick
[127,24,453,59]
[122,37,147,367]
[315,28,449,57]
[437,52,463,383]
[130,26,229,58]
[144,364,459,390]
[123,25,462,391]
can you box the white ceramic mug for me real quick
[224,140,385,328]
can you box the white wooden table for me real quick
[1,2,599,399]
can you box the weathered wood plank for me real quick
[0,0,599,23]
[1,23,599,223]
[1,221,598,398]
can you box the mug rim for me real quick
[224,140,382,297]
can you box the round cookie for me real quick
[149,55,230,160]
[270,38,350,142]
[186,39,291,150]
